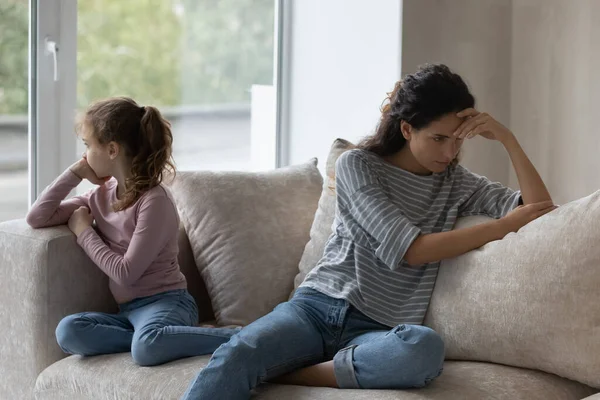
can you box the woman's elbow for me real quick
[403,239,426,266]
[403,250,422,267]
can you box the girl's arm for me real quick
[27,157,108,228]
[26,169,91,228]
[75,191,178,286]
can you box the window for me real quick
[0,0,280,222]
[0,0,29,223]
[76,0,277,174]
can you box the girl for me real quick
[181,64,555,399]
[26,97,239,366]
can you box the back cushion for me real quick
[291,139,355,295]
[170,160,322,326]
[425,191,600,389]
[176,225,214,323]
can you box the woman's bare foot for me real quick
[270,361,339,388]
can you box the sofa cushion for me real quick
[291,139,355,296]
[35,355,596,400]
[425,190,600,389]
[169,160,322,326]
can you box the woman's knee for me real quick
[396,324,444,355]
[378,325,444,387]
[396,324,445,379]
[340,324,445,389]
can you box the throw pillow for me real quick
[290,139,355,297]
[425,190,600,389]
[170,160,322,326]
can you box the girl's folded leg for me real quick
[125,289,241,366]
[55,312,133,356]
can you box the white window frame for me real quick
[30,0,77,202]
[274,0,291,168]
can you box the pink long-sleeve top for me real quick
[26,169,187,304]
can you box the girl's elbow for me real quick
[113,275,134,286]
[25,214,44,229]
[112,266,140,286]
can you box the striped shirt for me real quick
[300,149,521,327]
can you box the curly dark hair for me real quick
[77,97,176,211]
[359,64,475,157]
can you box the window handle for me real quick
[45,37,59,82]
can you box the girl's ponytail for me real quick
[119,106,175,211]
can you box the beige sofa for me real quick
[2,141,600,400]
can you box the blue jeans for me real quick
[55,289,240,366]
[182,287,445,400]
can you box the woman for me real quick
[181,64,555,400]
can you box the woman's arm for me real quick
[501,135,552,204]
[405,200,555,266]
[454,108,553,205]
[336,150,555,268]
[404,219,504,265]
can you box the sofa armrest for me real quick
[581,394,600,399]
[0,219,116,400]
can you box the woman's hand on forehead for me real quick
[453,108,513,143]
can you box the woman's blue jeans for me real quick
[181,287,445,400]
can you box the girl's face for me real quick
[403,112,465,174]
[80,126,113,179]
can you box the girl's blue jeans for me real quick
[55,289,239,366]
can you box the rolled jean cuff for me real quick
[333,345,360,389]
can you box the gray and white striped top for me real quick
[301,149,521,327]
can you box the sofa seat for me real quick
[35,355,597,400]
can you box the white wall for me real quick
[401,0,513,185]
[286,0,402,172]
[510,0,600,204]
[286,1,600,204]
[402,0,600,203]
[286,0,512,183]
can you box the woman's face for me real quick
[404,112,465,174]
